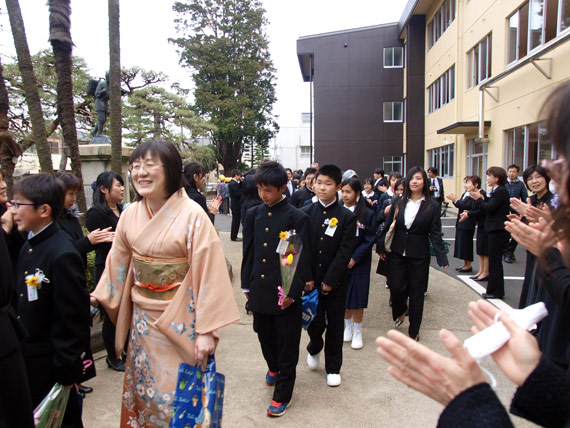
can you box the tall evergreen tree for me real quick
[171,0,278,174]
[108,0,122,173]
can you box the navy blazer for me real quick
[377,197,449,267]
[349,205,376,273]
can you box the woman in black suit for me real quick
[470,167,510,299]
[183,162,221,224]
[86,171,125,371]
[447,177,477,273]
[377,166,449,340]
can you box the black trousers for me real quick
[388,252,430,339]
[307,283,346,374]
[487,230,508,297]
[0,347,34,428]
[230,204,241,240]
[505,234,518,255]
[253,302,302,403]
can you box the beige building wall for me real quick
[422,0,570,196]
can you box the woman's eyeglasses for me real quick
[128,162,163,173]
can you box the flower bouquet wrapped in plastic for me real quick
[276,230,303,305]
[33,383,70,428]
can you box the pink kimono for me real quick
[92,190,239,427]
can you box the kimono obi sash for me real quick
[132,254,189,301]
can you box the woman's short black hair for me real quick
[254,161,287,188]
[316,164,342,185]
[466,175,482,189]
[13,173,64,220]
[486,166,508,186]
[363,176,373,186]
[397,166,430,211]
[522,164,551,189]
[129,140,186,200]
[394,178,406,190]
[341,177,362,194]
[183,162,207,190]
[92,171,124,211]
[54,171,81,192]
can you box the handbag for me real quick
[170,356,224,428]
[384,205,400,253]
[80,348,97,383]
[428,237,450,256]
[302,289,319,330]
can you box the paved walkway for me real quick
[82,229,538,427]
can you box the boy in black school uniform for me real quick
[302,164,357,387]
[12,174,90,428]
[241,161,311,417]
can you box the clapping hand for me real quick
[510,197,531,217]
[446,193,457,203]
[458,211,469,223]
[208,196,222,215]
[469,190,483,200]
[504,216,558,256]
[87,227,115,245]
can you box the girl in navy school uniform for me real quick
[341,178,376,349]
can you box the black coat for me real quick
[289,187,314,208]
[377,198,449,267]
[15,223,90,387]
[283,180,298,198]
[430,177,445,204]
[474,185,510,232]
[453,193,477,231]
[301,200,358,289]
[228,179,242,211]
[185,187,215,223]
[241,198,311,314]
[85,203,122,268]
[57,209,94,268]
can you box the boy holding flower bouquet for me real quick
[241,161,311,417]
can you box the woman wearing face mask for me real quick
[341,178,376,350]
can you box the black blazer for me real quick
[85,203,122,267]
[283,180,298,198]
[228,179,242,210]
[430,177,445,204]
[453,193,477,231]
[185,187,215,223]
[377,198,449,267]
[57,210,94,268]
[474,185,510,232]
[289,187,314,208]
[302,200,358,289]
[241,198,311,314]
[15,223,90,386]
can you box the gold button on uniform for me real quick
[319,263,322,267]
[24,271,28,275]
[320,237,324,240]
[268,212,272,217]
[322,224,326,228]
[319,250,322,254]
[263,243,268,248]
[28,248,33,254]
[19,293,24,298]
[323,211,327,215]
[262,259,267,263]
[261,274,265,279]
[265,228,269,232]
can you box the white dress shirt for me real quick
[404,197,425,229]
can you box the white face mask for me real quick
[548,181,557,194]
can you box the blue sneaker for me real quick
[267,400,290,417]
[266,370,278,386]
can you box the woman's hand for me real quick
[468,300,541,386]
[376,329,486,406]
[208,196,222,215]
[87,227,114,245]
[504,216,557,257]
[510,197,531,217]
[90,295,99,307]
[469,190,482,200]
[446,193,457,203]
[1,204,14,233]
[195,332,216,362]
[458,211,469,223]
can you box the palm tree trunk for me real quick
[5,0,53,173]
[48,0,87,214]
[108,0,122,173]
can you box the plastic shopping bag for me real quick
[33,383,70,428]
[170,356,224,428]
[302,289,319,330]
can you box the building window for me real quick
[505,122,555,170]
[427,0,456,49]
[299,146,311,157]
[383,102,403,122]
[384,47,404,68]
[467,139,488,188]
[428,65,455,113]
[428,144,455,178]
[560,0,570,33]
[383,156,404,174]
[467,34,492,88]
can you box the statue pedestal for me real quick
[89,135,111,144]
[79,144,133,207]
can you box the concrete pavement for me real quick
[82,227,538,428]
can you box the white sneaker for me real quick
[326,373,341,387]
[343,324,353,342]
[351,330,363,349]
[307,352,320,370]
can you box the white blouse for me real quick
[404,197,425,229]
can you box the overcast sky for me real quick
[0,0,408,128]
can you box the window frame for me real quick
[383,101,404,123]
[427,65,456,113]
[383,47,404,68]
[428,144,455,178]
[467,34,492,89]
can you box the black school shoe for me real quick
[106,357,126,372]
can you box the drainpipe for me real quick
[478,89,484,140]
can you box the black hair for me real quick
[507,164,520,172]
[394,177,406,190]
[92,171,124,212]
[231,169,241,178]
[522,165,551,189]
[255,161,287,188]
[341,177,369,224]
[242,170,261,203]
[13,173,64,220]
[486,166,507,186]
[183,162,207,190]
[374,168,384,176]
[363,177,373,185]
[427,166,438,176]
[54,171,81,192]
[129,140,186,201]
[466,175,482,189]
[388,171,402,185]
[304,167,317,179]
[396,166,430,211]
[316,164,342,185]
[285,168,293,174]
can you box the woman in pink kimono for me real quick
[91,140,240,427]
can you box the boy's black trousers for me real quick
[306,283,346,374]
[253,301,302,403]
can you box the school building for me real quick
[297,0,570,193]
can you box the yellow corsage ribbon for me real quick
[279,231,288,240]
[329,217,338,227]
[25,269,50,288]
